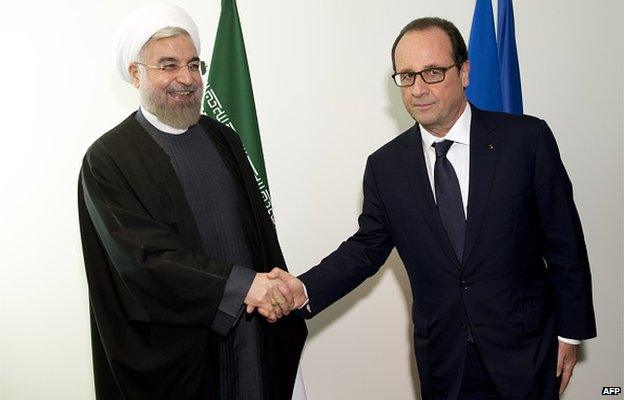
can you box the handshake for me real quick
[244,268,308,322]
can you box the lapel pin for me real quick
[486,144,494,150]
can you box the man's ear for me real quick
[460,60,470,89]
[128,64,140,88]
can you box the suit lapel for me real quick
[463,107,500,265]
[399,125,461,270]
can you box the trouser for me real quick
[458,342,502,400]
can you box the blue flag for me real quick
[497,0,523,114]
[466,0,503,112]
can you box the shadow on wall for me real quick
[304,249,422,399]
[389,249,422,400]
[385,69,416,134]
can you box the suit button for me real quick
[460,280,472,290]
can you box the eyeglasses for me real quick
[391,64,457,87]
[136,60,207,75]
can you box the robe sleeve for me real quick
[211,265,256,336]
[80,145,236,328]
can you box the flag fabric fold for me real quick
[467,0,523,114]
[497,0,523,114]
[203,2,308,399]
[467,0,503,112]
[203,0,274,221]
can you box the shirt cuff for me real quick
[210,265,256,337]
[558,336,581,345]
[298,281,311,313]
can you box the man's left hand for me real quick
[557,340,579,395]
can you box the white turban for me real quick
[114,2,201,83]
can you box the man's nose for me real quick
[409,74,430,97]
[175,65,194,84]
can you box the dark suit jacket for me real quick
[78,114,307,400]
[300,105,596,400]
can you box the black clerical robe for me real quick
[78,113,307,400]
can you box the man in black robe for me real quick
[78,4,306,399]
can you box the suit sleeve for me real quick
[299,158,395,316]
[533,120,596,340]
[80,146,245,330]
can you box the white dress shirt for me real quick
[420,104,471,216]
[419,103,579,346]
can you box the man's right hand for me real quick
[244,273,293,322]
[267,268,308,311]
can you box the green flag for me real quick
[203,0,273,223]
[203,4,308,396]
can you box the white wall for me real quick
[0,0,621,399]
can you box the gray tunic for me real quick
[136,110,265,400]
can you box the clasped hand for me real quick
[244,268,307,323]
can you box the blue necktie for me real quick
[433,140,465,262]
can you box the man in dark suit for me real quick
[270,17,596,400]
